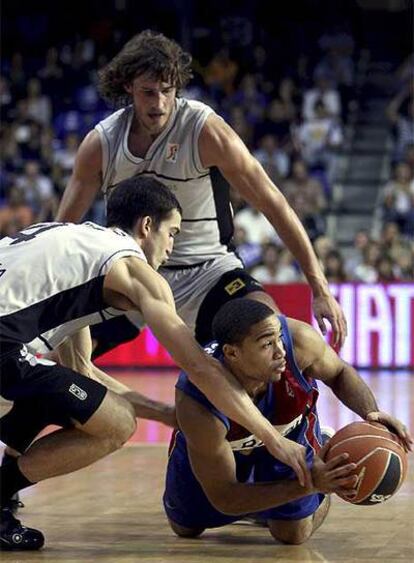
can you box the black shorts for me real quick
[90,316,141,360]
[0,351,107,452]
[195,268,265,344]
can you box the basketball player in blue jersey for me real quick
[0,179,309,551]
[163,299,412,544]
[55,29,347,357]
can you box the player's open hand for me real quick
[312,293,347,349]
[366,411,413,452]
[264,435,312,488]
[312,453,358,495]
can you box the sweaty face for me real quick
[144,208,181,270]
[232,315,287,387]
[128,75,176,136]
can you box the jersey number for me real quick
[8,223,68,245]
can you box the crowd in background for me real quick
[0,12,413,283]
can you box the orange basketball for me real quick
[324,421,408,505]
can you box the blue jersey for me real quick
[170,315,322,460]
[164,315,324,529]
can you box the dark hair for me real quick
[212,298,275,348]
[98,30,193,106]
[106,176,182,232]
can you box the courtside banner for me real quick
[95,283,414,369]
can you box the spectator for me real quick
[381,162,414,236]
[403,142,414,177]
[376,256,398,282]
[313,235,335,265]
[53,132,81,193]
[302,75,341,121]
[277,77,300,122]
[204,47,239,102]
[344,229,371,277]
[283,160,327,240]
[11,100,38,152]
[227,106,253,147]
[314,47,354,90]
[254,99,293,149]
[227,74,267,124]
[395,247,414,280]
[253,134,290,183]
[15,160,58,222]
[353,241,382,282]
[293,100,343,177]
[387,89,414,161]
[25,78,52,126]
[252,244,301,283]
[0,186,34,237]
[234,204,281,245]
[0,75,12,120]
[323,249,347,283]
[39,47,64,82]
[233,225,262,270]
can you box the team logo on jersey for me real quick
[69,383,88,401]
[166,143,179,162]
[225,278,246,295]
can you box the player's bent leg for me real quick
[168,517,205,538]
[268,515,313,545]
[18,391,136,483]
[244,289,281,314]
[267,496,331,544]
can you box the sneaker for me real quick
[0,507,44,551]
[320,426,335,446]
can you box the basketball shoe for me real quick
[0,506,44,551]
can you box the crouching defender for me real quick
[0,179,307,550]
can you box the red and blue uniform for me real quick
[163,315,324,528]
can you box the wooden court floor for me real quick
[1,369,414,563]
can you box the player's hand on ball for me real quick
[265,435,312,488]
[312,453,358,495]
[366,411,413,452]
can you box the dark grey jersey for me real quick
[95,98,236,266]
[0,222,145,354]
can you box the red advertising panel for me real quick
[95,283,414,369]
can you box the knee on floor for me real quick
[268,518,313,545]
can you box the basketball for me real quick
[324,421,408,505]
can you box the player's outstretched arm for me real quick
[105,257,311,486]
[293,319,413,451]
[178,391,356,515]
[55,130,103,222]
[199,114,347,348]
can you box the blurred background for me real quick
[1,0,413,368]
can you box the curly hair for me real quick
[97,30,193,106]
